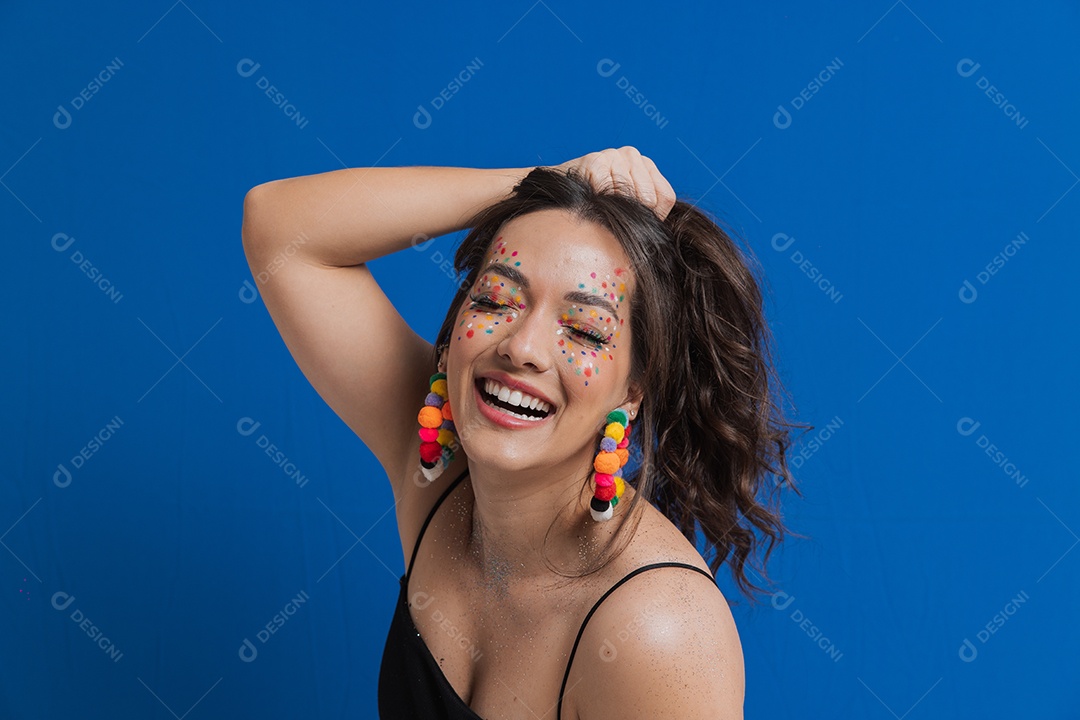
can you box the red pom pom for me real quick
[419,441,443,464]
[594,484,616,501]
[419,428,439,442]
[617,437,629,449]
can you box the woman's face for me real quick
[445,208,639,474]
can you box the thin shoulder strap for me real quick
[556,561,716,720]
[404,467,470,583]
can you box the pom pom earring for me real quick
[589,408,632,521]
[417,372,457,482]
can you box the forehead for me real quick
[482,209,633,289]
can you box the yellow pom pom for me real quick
[437,428,455,446]
[418,406,443,429]
[604,422,625,442]
[614,475,625,497]
[430,379,448,397]
[594,452,620,475]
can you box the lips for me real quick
[472,372,557,428]
[475,377,550,417]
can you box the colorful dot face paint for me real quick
[556,267,627,387]
[453,234,631,390]
[455,236,526,343]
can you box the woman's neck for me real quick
[463,458,608,592]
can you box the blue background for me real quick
[3,1,1076,717]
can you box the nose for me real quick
[496,307,553,373]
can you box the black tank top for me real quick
[377,467,716,719]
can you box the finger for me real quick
[641,156,676,219]
[626,161,657,208]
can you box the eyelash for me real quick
[467,294,610,347]
[560,320,609,348]
[469,294,512,312]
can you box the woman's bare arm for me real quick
[240,165,530,486]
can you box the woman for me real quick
[241,147,800,719]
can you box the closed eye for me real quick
[560,320,609,348]
[469,294,511,311]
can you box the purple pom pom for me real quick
[600,437,617,453]
[424,392,444,407]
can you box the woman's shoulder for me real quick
[566,502,745,717]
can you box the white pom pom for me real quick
[421,463,444,483]
[590,503,613,522]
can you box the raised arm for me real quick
[240,164,530,488]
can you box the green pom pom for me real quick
[611,495,619,507]
[430,372,447,384]
[606,409,629,426]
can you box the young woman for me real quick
[241,147,800,719]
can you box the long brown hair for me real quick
[432,167,807,603]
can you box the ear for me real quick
[436,342,449,372]
[623,381,644,421]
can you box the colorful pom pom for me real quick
[600,436,617,453]
[441,402,453,421]
[594,452,620,475]
[614,475,625,497]
[593,473,614,487]
[615,447,629,465]
[595,484,616,502]
[431,378,448,397]
[437,428,455,446]
[418,406,443,428]
[419,428,439,442]
[606,409,629,426]
[425,392,443,407]
[604,422,625,443]
[419,441,442,464]
[590,497,613,521]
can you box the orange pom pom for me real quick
[418,406,443,429]
[441,402,453,421]
[615,447,629,465]
[593,452,620,475]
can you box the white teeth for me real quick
[482,378,552,415]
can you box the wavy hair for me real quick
[432,167,807,603]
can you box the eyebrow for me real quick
[481,261,622,323]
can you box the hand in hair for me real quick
[552,146,677,221]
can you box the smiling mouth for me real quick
[475,378,554,421]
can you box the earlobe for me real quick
[624,384,643,420]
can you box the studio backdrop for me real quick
[2,2,1076,717]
